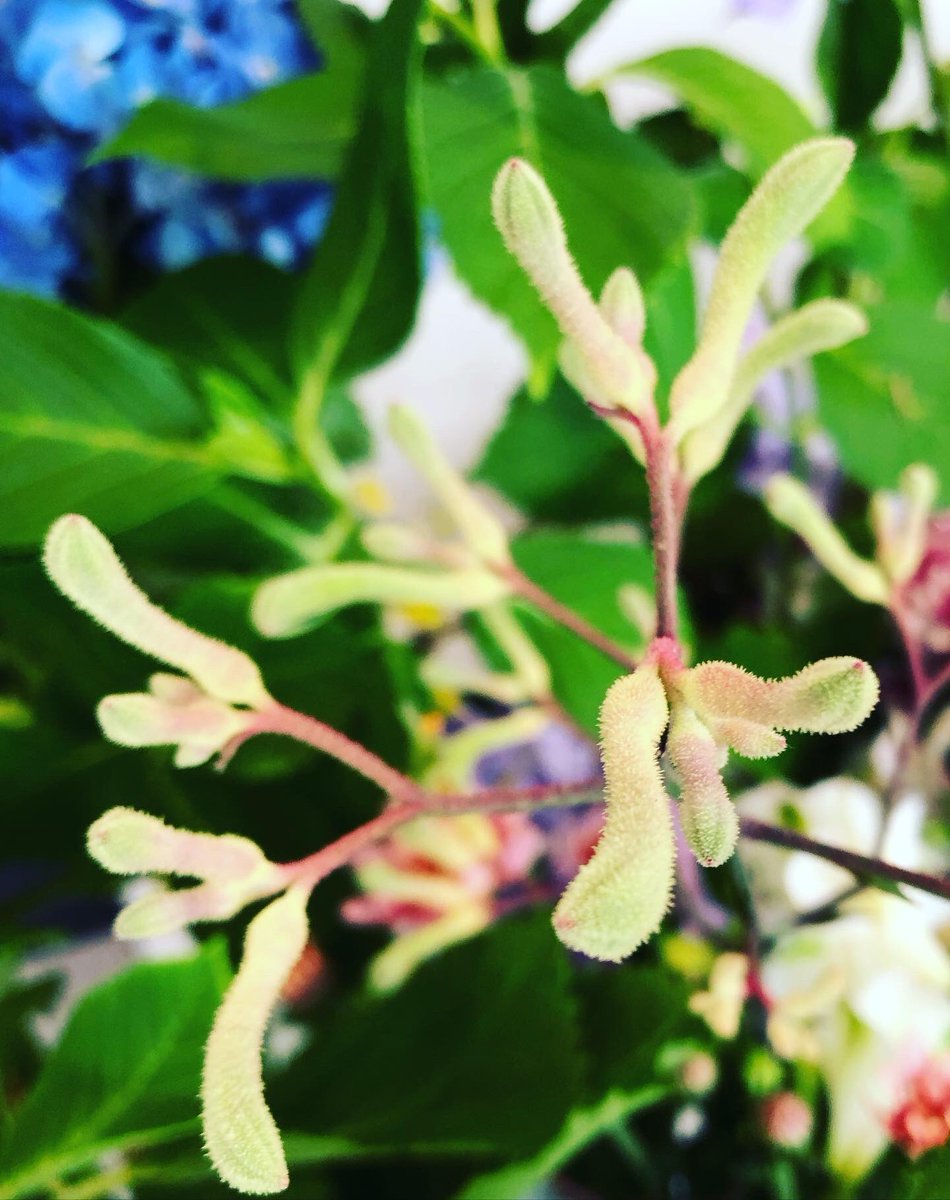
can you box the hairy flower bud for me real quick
[553,664,673,962]
[252,563,509,639]
[682,299,867,483]
[667,703,738,867]
[599,266,647,346]
[871,463,939,586]
[492,158,655,416]
[97,674,253,768]
[44,515,270,707]
[388,405,511,566]
[765,475,889,604]
[670,139,854,440]
[202,886,311,1195]
[681,657,879,736]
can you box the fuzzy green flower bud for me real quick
[553,664,673,962]
[44,515,270,708]
[765,475,889,604]
[667,703,738,868]
[202,886,310,1195]
[871,463,939,585]
[599,266,647,346]
[492,158,655,417]
[388,405,511,566]
[682,299,867,483]
[252,563,510,639]
[670,139,854,440]
[681,656,879,737]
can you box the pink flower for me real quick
[902,511,950,658]
[886,1052,950,1159]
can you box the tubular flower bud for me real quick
[871,463,939,586]
[681,299,867,484]
[87,807,272,880]
[680,657,879,737]
[87,807,284,941]
[553,664,674,962]
[202,886,311,1195]
[388,405,511,566]
[667,703,738,867]
[599,266,647,346]
[765,475,889,604]
[44,515,270,708]
[670,138,854,440]
[97,674,254,768]
[492,157,655,417]
[252,563,510,639]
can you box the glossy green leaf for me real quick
[818,0,903,132]
[814,302,950,501]
[0,945,228,1199]
[0,292,221,546]
[423,64,694,370]
[91,76,354,180]
[292,0,423,383]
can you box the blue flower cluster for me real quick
[0,0,330,297]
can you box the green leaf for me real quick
[511,531,657,732]
[0,292,222,546]
[623,49,817,177]
[458,965,692,1198]
[292,0,423,383]
[91,75,354,180]
[273,913,583,1157]
[422,64,694,371]
[0,944,228,1198]
[814,301,950,501]
[817,0,904,133]
[615,49,851,240]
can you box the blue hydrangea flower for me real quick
[0,0,326,295]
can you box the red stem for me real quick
[237,703,420,801]
[503,565,639,671]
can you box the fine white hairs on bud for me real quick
[681,657,879,737]
[97,674,253,768]
[44,515,270,708]
[667,703,738,868]
[765,476,890,604]
[553,664,674,962]
[252,563,510,639]
[202,886,310,1195]
[87,807,283,940]
[670,138,855,440]
[492,157,655,417]
[387,405,511,567]
[681,299,867,484]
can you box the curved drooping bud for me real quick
[681,299,867,483]
[765,476,889,604]
[553,664,673,962]
[388,405,511,567]
[681,657,879,737]
[492,158,655,417]
[666,703,738,868]
[870,463,939,586]
[202,885,310,1195]
[252,563,509,639]
[98,674,253,768]
[44,515,270,708]
[670,138,854,440]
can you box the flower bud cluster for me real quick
[44,514,271,767]
[766,463,940,607]
[552,639,878,961]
